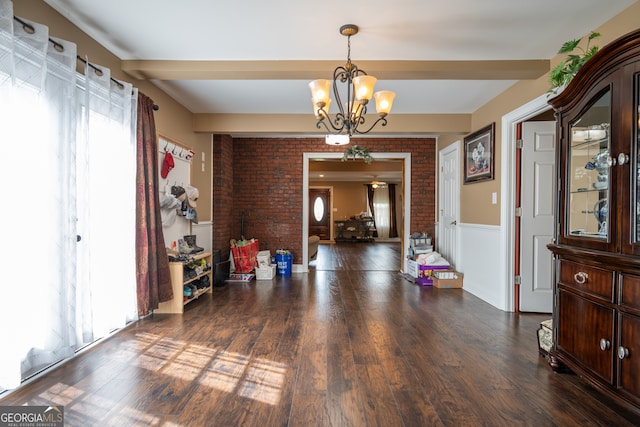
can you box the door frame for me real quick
[438,141,461,267]
[501,93,554,312]
[302,151,412,272]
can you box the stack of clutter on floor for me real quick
[415,252,450,286]
[228,238,259,282]
[403,232,454,286]
[407,232,433,258]
[255,250,276,280]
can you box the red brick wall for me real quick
[217,136,436,263]
[212,134,234,259]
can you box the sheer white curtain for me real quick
[373,187,391,239]
[75,62,138,344]
[0,0,137,391]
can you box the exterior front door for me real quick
[309,188,331,240]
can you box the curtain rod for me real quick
[12,15,160,111]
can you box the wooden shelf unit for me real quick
[155,251,213,314]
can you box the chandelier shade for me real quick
[309,24,395,137]
[374,91,396,116]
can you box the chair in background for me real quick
[308,235,320,262]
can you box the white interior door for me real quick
[438,142,460,266]
[519,121,555,313]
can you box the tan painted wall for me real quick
[310,181,369,221]
[445,1,640,226]
[14,0,211,222]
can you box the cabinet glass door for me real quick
[567,90,611,239]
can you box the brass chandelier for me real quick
[309,24,396,142]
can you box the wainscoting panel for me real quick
[457,223,506,310]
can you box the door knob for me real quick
[600,338,611,351]
[450,220,457,226]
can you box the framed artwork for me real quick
[464,122,495,184]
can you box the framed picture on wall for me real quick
[464,123,495,184]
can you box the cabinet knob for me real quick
[600,338,611,351]
[618,346,630,360]
[574,271,589,284]
[617,152,630,165]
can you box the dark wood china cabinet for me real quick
[548,28,640,414]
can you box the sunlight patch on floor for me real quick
[200,351,249,393]
[24,331,290,425]
[237,359,286,405]
[162,344,218,382]
[37,382,84,406]
[199,351,287,405]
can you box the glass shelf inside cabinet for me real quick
[568,90,611,239]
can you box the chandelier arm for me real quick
[349,103,367,133]
[332,113,349,133]
[353,116,388,135]
[315,113,349,134]
[333,68,348,117]
[315,106,328,119]
[315,119,333,133]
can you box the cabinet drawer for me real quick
[619,273,640,312]
[559,260,614,302]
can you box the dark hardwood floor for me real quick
[2,242,640,426]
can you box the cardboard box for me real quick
[417,262,450,285]
[432,271,463,289]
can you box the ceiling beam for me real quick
[192,113,471,136]
[122,59,549,81]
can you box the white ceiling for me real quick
[42,0,636,131]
